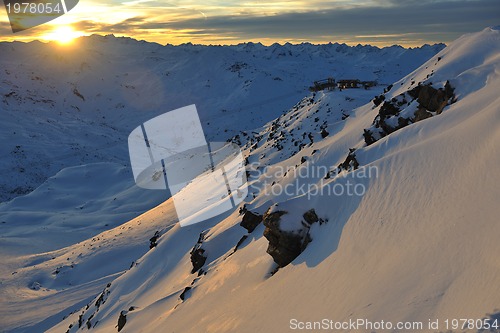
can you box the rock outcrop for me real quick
[117,311,127,332]
[239,211,263,233]
[364,81,455,146]
[179,287,192,301]
[263,209,321,268]
[190,248,206,274]
[149,231,160,249]
[337,148,360,172]
[190,231,208,274]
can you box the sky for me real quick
[0,0,499,46]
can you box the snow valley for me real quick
[0,27,499,333]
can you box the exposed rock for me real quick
[117,311,127,332]
[95,290,105,309]
[188,231,208,274]
[411,81,455,114]
[262,209,321,268]
[238,204,247,215]
[379,100,400,118]
[413,107,433,122]
[240,211,262,233]
[190,248,207,274]
[444,80,454,99]
[263,210,287,231]
[338,149,359,172]
[397,116,410,128]
[307,132,314,143]
[372,94,385,106]
[320,128,329,138]
[86,314,94,329]
[234,235,248,252]
[363,129,376,146]
[302,209,319,224]
[263,211,302,267]
[149,231,160,249]
[418,85,446,112]
[364,81,455,147]
[179,287,192,301]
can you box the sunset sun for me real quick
[44,26,81,44]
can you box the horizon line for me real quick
[0,33,449,49]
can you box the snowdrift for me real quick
[1,28,499,333]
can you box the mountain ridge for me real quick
[1,28,498,333]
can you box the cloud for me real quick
[155,0,499,40]
[2,0,498,45]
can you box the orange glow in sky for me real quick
[0,0,498,46]
[42,25,83,44]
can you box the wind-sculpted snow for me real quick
[2,28,500,333]
[0,36,443,202]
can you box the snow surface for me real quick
[0,37,443,202]
[1,28,499,333]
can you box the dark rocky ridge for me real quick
[365,81,455,146]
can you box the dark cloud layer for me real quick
[150,0,499,42]
[3,0,497,45]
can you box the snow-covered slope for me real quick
[27,27,500,333]
[0,39,446,331]
[2,28,499,332]
[0,37,443,202]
